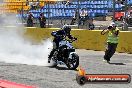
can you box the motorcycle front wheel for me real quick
[66,53,79,70]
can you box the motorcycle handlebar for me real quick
[72,37,77,41]
[64,38,77,43]
[70,38,77,43]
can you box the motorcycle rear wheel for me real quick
[50,57,57,67]
[50,51,58,67]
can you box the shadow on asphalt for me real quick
[0,65,16,66]
[109,63,126,65]
[55,66,78,71]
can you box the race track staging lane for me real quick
[0,49,131,88]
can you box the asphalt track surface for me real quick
[0,49,132,88]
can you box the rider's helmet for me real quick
[62,25,71,34]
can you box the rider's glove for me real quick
[73,37,77,40]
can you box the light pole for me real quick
[124,0,128,31]
[77,0,80,29]
[48,1,50,28]
[113,0,116,22]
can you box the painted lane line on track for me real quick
[0,80,36,88]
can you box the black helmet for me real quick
[62,25,71,33]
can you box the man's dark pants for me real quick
[104,43,118,61]
[40,22,46,28]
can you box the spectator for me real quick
[70,9,78,25]
[88,18,95,30]
[38,13,46,28]
[29,2,39,10]
[127,12,132,25]
[89,24,95,30]
[27,12,34,27]
[101,22,120,64]
[65,0,72,6]
[62,0,71,6]
[79,8,88,25]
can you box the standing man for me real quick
[38,13,46,28]
[79,8,88,25]
[101,22,120,63]
[70,9,78,25]
[27,12,34,27]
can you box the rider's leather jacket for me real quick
[51,29,74,42]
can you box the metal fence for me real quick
[20,0,111,29]
[1,0,132,30]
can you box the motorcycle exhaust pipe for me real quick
[57,61,65,65]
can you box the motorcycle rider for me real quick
[48,25,77,63]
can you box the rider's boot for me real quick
[48,49,55,63]
[48,59,51,63]
[48,54,52,63]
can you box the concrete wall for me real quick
[25,28,132,54]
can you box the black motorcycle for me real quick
[49,38,79,70]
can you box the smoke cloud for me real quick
[0,12,52,66]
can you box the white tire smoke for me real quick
[0,13,53,66]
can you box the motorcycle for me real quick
[49,38,79,70]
